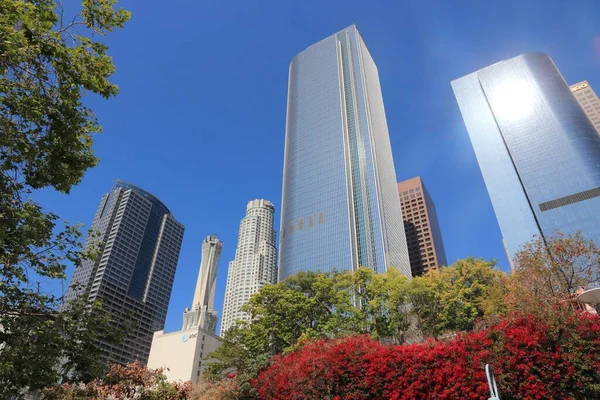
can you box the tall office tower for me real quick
[452,53,600,265]
[570,80,600,134]
[279,25,411,280]
[64,180,184,365]
[220,200,277,335]
[182,235,222,333]
[397,177,447,276]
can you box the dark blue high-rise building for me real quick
[65,179,184,365]
[452,53,600,265]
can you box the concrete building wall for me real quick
[147,326,221,383]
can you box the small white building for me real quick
[147,325,221,383]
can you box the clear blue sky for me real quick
[37,0,600,332]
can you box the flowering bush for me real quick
[42,361,192,399]
[189,376,240,400]
[254,313,600,399]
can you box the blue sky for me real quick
[37,0,600,332]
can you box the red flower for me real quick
[253,313,600,399]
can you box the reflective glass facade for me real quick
[452,53,600,263]
[279,25,411,280]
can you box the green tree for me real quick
[0,0,129,397]
[204,271,358,397]
[409,258,506,338]
[344,267,411,342]
[205,269,414,395]
[204,271,357,390]
[407,271,445,339]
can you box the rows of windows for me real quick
[399,188,438,275]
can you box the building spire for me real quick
[192,234,222,309]
[182,234,222,333]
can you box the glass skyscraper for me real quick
[279,25,411,280]
[452,53,600,264]
[64,179,184,365]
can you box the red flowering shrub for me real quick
[254,313,600,399]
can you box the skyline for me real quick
[34,0,600,333]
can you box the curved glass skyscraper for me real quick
[452,53,600,264]
[279,25,411,280]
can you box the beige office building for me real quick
[570,80,600,134]
[147,235,224,383]
[398,177,447,276]
[147,326,221,383]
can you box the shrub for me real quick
[254,313,600,399]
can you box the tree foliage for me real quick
[205,260,503,393]
[0,0,129,396]
[254,313,600,400]
[408,257,506,337]
[189,376,240,400]
[42,361,192,400]
[206,240,600,398]
[508,232,600,313]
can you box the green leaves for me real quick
[409,258,506,337]
[508,232,600,315]
[82,0,131,35]
[0,0,128,397]
[207,261,507,386]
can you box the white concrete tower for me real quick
[220,200,277,335]
[182,235,222,334]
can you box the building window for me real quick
[318,212,324,224]
[298,218,304,231]
[308,215,314,227]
